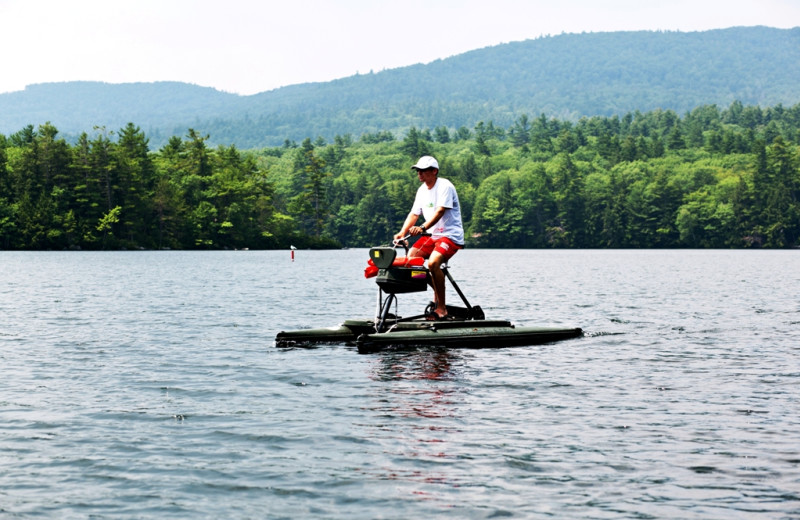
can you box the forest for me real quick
[0,100,798,250]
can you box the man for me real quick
[394,155,465,320]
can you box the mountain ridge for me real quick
[1,26,798,147]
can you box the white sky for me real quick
[0,0,797,96]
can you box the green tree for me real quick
[434,126,451,144]
[0,133,9,195]
[7,123,73,248]
[509,114,531,148]
[469,172,525,247]
[549,154,585,246]
[289,140,331,238]
[675,190,736,247]
[474,122,492,156]
[115,123,155,247]
[401,127,432,158]
[97,205,122,249]
[758,136,800,246]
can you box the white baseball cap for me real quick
[411,156,439,170]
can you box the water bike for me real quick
[275,235,582,354]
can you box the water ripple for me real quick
[1,250,798,518]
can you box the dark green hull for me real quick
[275,318,582,353]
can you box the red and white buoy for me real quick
[290,245,297,261]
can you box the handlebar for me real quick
[391,232,430,254]
[392,232,430,245]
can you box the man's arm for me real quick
[395,206,447,240]
[423,206,447,231]
[394,212,420,240]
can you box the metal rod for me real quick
[443,266,472,310]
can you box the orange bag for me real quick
[364,256,424,278]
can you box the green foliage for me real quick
[0,123,303,250]
[0,100,798,250]
[289,138,331,238]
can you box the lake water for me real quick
[1,249,798,519]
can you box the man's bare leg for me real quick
[427,251,447,317]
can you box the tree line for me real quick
[0,123,307,250]
[1,101,798,250]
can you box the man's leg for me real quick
[407,235,433,260]
[427,251,447,317]
[407,239,439,313]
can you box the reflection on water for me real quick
[371,349,460,383]
[362,350,465,500]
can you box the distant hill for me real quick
[0,81,240,144]
[1,26,799,148]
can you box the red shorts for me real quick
[411,236,463,262]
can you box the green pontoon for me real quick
[275,239,582,354]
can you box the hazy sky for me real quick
[1,0,797,95]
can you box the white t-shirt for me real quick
[411,177,464,245]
